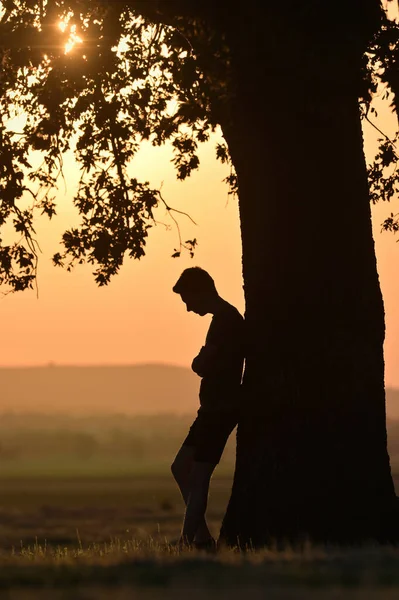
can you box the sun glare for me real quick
[58,19,83,54]
[65,32,83,54]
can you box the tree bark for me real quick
[218,2,399,545]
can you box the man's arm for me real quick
[191,312,244,377]
[191,341,241,377]
[191,345,218,377]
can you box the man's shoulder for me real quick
[220,301,244,322]
[212,301,244,329]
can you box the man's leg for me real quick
[180,461,215,545]
[171,445,213,543]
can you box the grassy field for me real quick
[1,472,399,598]
[2,414,399,598]
[0,473,232,547]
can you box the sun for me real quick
[58,19,83,54]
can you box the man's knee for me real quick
[171,445,194,481]
[171,459,180,480]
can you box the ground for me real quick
[2,472,399,599]
[1,413,399,597]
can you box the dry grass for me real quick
[1,538,399,599]
[1,473,399,598]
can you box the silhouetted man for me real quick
[171,267,244,548]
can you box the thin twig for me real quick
[158,190,197,225]
[157,189,197,257]
[365,113,396,145]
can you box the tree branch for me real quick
[125,0,220,24]
[158,188,197,257]
[158,189,197,225]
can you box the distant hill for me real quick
[387,388,399,420]
[1,364,399,417]
[0,364,199,415]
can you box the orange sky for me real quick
[1,92,399,387]
[1,132,244,369]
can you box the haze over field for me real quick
[0,364,199,415]
[2,364,399,419]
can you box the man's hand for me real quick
[191,345,218,377]
[191,346,206,376]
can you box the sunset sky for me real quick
[1,63,399,387]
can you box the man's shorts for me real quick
[183,410,237,464]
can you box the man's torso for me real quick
[199,300,244,412]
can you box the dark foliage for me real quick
[0,0,233,289]
[0,1,397,291]
[365,12,399,232]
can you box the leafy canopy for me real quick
[0,0,398,291]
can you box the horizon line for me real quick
[0,361,191,369]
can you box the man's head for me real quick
[173,267,217,315]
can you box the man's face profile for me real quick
[180,290,208,316]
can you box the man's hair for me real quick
[173,267,217,295]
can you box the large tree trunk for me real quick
[146,0,398,544]
[218,2,399,545]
